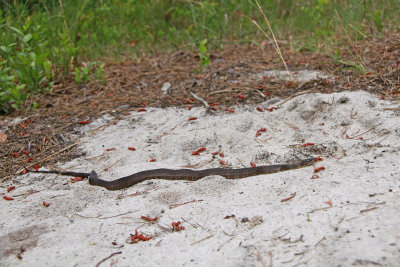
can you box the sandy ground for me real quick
[1,88,400,266]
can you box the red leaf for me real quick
[70,177,84,182]
[18,123,27,129]
[301,142,315,147]
[171,221,185,231]
[141,216,158,221]
[314,166,325,173]
[3,196,14,201]
[78,120,91,124]
[7,186,15,192]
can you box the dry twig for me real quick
[95,251,122,267]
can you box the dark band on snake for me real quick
[28,157,316,190]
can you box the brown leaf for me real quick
[0,131,7,143]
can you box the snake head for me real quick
[88,170,98,185]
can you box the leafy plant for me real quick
[197,39,210,71]
[372,9,383,32]
[74,62,105,85]
[0,61,18,113]
[74,66,90,85]
[0,15,52,112]
[94,63,105,84]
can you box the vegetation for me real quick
[1,0,399,113]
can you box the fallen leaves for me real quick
[172,221,185,231]
[130,230,152,243]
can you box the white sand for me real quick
[1,90,400,266]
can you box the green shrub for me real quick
[0,12,52,113]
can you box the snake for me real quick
[29,157,316,190]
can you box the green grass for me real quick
[1,0,399,113]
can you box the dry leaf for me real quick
[324,199,333,207]
[0,131,7,143]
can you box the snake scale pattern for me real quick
[30,157,316,190]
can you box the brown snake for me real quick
[29,157,316,190]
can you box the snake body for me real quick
[30,157,316,190]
